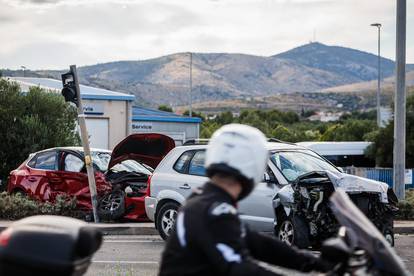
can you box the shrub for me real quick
[0,192,83,220]
[396,189,414,220]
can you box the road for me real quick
[87,234,414,276]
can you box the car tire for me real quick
[98,190,126,221]
[156,202,179,240]
[277,214,310,249]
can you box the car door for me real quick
[54,151,89,199]
[27,150,59,201]
[238,164,280,232]
[184,150,208,195]
[171,150,207,199]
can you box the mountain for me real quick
[4,42,413,107]
[275,42,397,83]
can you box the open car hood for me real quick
[108,133,175,169]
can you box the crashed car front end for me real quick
[97,133,175,222]
[275,171,398,247]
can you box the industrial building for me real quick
[9,77,201,148]
[132,107,202,145]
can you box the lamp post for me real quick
[370,23,382,127]
[189,52,193,117]
[21,66,26,78]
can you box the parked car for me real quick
[7,133,175,222]
[144,140,397,245]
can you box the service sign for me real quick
[405,169,413,185]
[132,122,153,131]
[83,103,104,115]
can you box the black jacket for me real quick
[159,182,323,276]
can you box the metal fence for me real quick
[343,167,414,189]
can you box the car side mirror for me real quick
[263,172,277,184]
[338,167,344,173]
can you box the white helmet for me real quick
[205,124,268,199]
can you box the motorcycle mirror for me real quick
[0,215,102,276]
[320,237,352,264]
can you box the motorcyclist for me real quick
[159,124,329,276]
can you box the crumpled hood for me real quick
[325,170,389,203]
[108,133,175,169]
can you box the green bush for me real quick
[0,192,83,220]
[396,189,414,220]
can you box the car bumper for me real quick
[145,196,158,222]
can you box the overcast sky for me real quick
[1,0,413,70]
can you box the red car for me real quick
[7,133,175,222]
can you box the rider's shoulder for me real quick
[207,202,238,218]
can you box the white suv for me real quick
[145,140,395,248]
[145,141,320,239]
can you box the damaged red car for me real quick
[7,133,175,222]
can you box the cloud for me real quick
[0,0,413,69]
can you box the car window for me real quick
[27,155,36,167]
[188,151,206,176]
[34,151,57,170]
[173,151,194,173]
[64,153,84,172]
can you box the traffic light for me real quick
[61,71,79,106]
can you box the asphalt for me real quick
[0,220,413,235]
[85,234,414,276]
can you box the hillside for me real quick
[4,42,413,107]
[323,70,414,93]
[275,42,398,83]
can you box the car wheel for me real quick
[277,215,310,249]
[98,190,126,221]
[156,202,179,240]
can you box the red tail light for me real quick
[146,174,152,196]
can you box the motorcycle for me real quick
[320,190,411,276]
[0,215,102,276]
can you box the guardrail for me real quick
[342,167,414,189]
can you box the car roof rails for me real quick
[183,139,210,146]
[267,138,284,143]
[267,138,297,146]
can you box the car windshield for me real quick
[270,150,338,182]
[91,151,111,172]
[90,151,153,174]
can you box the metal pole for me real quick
[393,0,406,200]
[70,65,100,222]
[189,52,193,117]
[371,23,382,127]
[377,26,381,127]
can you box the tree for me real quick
[320,120,377,142]
[366,93,414,167]
[0,80,79,182]
[158,105,173,112]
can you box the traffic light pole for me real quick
[70,65,100,222]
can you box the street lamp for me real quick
[188,52,193,117]
[370,23,382,127]
[21,66,26,78]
